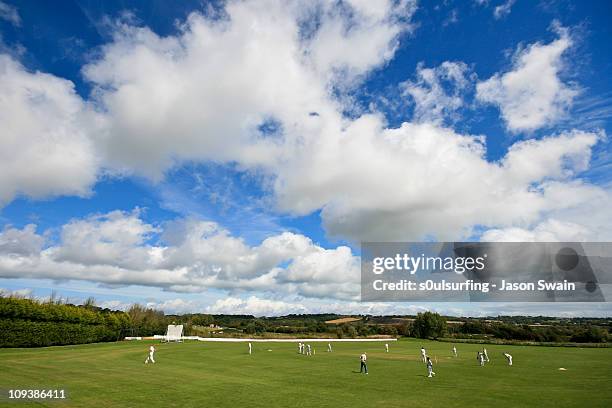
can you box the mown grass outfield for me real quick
[1,338,611,408]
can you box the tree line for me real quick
[1,293,609,347]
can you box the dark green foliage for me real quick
[447,318,610,343]
[570,325,608,343]
[0,296,130,347]
[412,311,447,339]
[0,319,121,347]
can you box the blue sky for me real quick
[0,0,611,316]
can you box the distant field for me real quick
[325,317,362,324]
[1,338,611,407]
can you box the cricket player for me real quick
[483,348,489,362]
[359,352,368,374]
[420,347,427,363]
[385,343,389,353]
[478,352,485,366]
[426,356,435,377]
[298,342,302,354]
[452,345,457,357]
[307,344,312,356]
[328,343,332,352]
[503,353,513,366]
[144,345,156,364]
[248,342,252,355]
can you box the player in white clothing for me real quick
[503,353,513,366]
[328,343,332,352]
[385,343,389,353]
[420,347,427,363]
[144,345,156,364]
[426,356,435,377]
[359,352,368,374]
[248,342,252,355]
[452,345,457,357]
[483,348,489,362]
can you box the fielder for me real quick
[298,342,302,354]
[420,347,427,363]
[483,348,489,362]
[307,344,312,356]
[144,345,156,364]
[503,353,513,366]
[385,343,389,353]
[452,345,457,357]
[328,343,332,352]
[478,351,485,366]
[426,356,435,378]
[248,342,252,355]
[359,352,368,374]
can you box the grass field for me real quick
[1,338,611,407]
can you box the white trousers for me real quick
[145,352,155,364]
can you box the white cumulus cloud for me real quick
[402,61,472,124]
[476,23,578,132]
[0,210,361,300]
[0,55,101,206]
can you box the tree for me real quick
[344,324,358,338]
[412,312,447,339]
[336,327,344,339]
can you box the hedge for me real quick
[0,318,123,347]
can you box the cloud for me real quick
[0,224,45,256]
[81,5,604,242]
[0,1,607,247]
[0,287,33,298]
[206,296,308,316]
[476,23,578,132]
[0,209,361,300]
[0,55,101,206]
[82,0,416,179]
[306,0,416,84]
[501,130,599,184]
[482,185,612,241]
[273,117,605,241]
[401,61,471,124]
[53,209,160,270]
[481,219,591,242]
[493,0,515,19]
[0,1,20,26]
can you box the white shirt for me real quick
[149,346,155,353]
[360,353,367,362]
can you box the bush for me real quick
[0,296,130,347]
[412,312,447,339]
